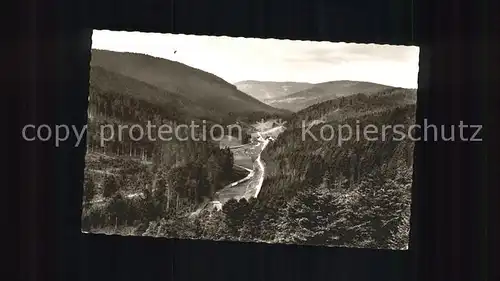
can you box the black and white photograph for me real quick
[81,30,419,250]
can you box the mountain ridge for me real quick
[90,49,289,118]
[267,80,399,112]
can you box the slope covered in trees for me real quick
[248,100,415,248]
[89,65,218,121]
[90,49,290,119]
[83,62,256,230]
[286,87,417,127]
[267,80,400,112]
[87,65,256,159]
[83,90,416,250]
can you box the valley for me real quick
[82,48,415,250]
[234,80,313,102]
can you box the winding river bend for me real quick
[191,125,285,215]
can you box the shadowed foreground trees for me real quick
[82,158,411,248]
[83,173,96,204]
[102,176,119,198]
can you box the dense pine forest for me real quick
[82,74,415,249]
[82,64,255,231]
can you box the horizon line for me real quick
[91,48,418,90]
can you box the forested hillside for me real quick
[88,66,221,121]
[85,91,416,250]
[90,49,290,119]
[87,64,260,156]
[241,103,415,249]
[82,64,255,232]
[287,87,417,128]
[267,80,398,112]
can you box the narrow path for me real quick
[87,168,120,176]
[89,192,143,204]
[234,164,253,173]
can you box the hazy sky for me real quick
[92,30,420,88]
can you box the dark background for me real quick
[12,0,494,280]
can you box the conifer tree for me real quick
[83,174,96,204]
[102,176,119,198]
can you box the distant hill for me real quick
[91,49,288,119]
[287,87,418,128]
[234,80,314,102]
[266,80,396,112]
